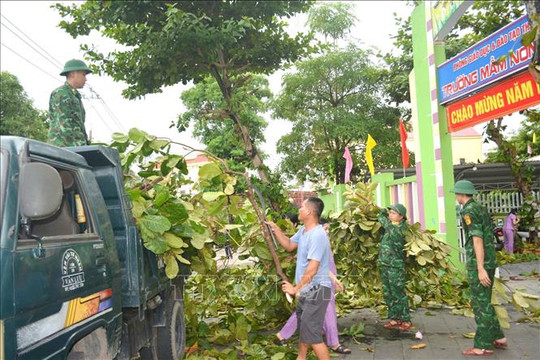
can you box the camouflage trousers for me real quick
[468,268,505,349]
[380,265,410,322]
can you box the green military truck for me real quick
[0,137,186,359]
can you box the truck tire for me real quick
[156,299,185,360]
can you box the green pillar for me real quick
[411,3,462,270]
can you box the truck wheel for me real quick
[156,299,185,360]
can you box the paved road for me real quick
[329,261,540,359]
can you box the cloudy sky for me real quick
[0,1,525,170]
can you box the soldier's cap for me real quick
[388,203,407,218]
[60,59,92,76]
[450,179,477,195]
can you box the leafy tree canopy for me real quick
[273,46,402,184]
[177,74,271,173]
[307,2,357,42]
[56,0,316,186]
[0,71,48,141]
[485,110,540,163]
[55,0,315,99]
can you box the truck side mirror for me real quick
[20,163,63,220]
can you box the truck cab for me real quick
[0,137,185,359]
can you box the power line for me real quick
[85,96,116,134]
[1,22,62,71]
[1,14,63,68]
[86,84,126,132]
[1,42,61,83]
[1,14,126,134]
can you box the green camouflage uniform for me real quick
[461,198,504,350]
[48,82,89,147]
[378,209,410,322]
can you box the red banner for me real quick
[446,71,540,132]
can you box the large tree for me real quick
[0,71,48,141]
[55,1,314,184]
[484,110,540,196]
[177,74,271,173]
[273,46,402,184]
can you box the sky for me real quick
[0,1,527,171]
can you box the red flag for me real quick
[343,147,353,183]
[399,119,410,169]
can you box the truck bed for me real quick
[71,146,168,308]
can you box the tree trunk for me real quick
[209,65,271,184]
[526,0,540,84]
[486,119,531,196]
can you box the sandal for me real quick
[331,344,352,354]
[462,348,494,356]
[383,320,401,329]
[398,321,413,331]
[493,340,507,349]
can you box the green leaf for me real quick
[224,183,235,195]
[140,215,171,233]
[254,242,272,261]
[153,186,170,207]
[143,235,167,254]
[165,253,179,279]
[271,353,286,360]
[175,253,191,264]
[131,199,146,218]
[234,314,251,340]
[521,25,538,47]
[111,132,129,143]
[513,292,530,309]
[149,138,170,150]
[128,128,149,144]
[160,201,188,223]
[198,162,222,179]
[137,170,160,178]
[191,233,206,250]
[207,196,227,216]
[164,232,185,248]
[202,191,225,202]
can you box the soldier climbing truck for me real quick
[0,136,186,359]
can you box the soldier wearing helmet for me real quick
[451,180,507,356]
[377,203,412,331]
[48,59,92,147]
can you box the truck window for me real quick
[0,149,7,229]
[29,166,94,238]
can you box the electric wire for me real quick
[1,14,63,68]
[0,42,61,83]
[1,15,126,133]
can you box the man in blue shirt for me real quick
[266,197,332,360]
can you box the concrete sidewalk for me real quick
[334,261,540,360]
[336,307,538,360]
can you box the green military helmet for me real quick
[450,179,477,195]
[60,59,92,76]
[388,203,407,218]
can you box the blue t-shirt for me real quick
[291,224,332,293]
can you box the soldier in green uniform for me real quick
[378,203,412,331]
[48,59,92,147]
[451,180,507,356]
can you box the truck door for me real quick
[13,161,114,357]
